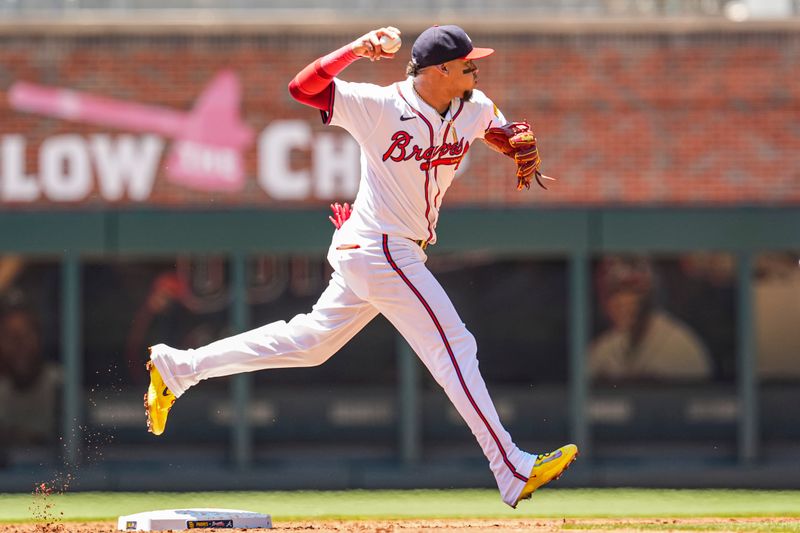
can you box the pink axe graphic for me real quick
[8,70,254,192]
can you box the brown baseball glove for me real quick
[483,121,555,190]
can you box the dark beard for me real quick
[462,89,474,102]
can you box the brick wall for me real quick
[0,28,798,208]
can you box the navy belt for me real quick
[412,239,429,250]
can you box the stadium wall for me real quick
[1,20,798,209]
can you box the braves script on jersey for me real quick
[325,77,505,244]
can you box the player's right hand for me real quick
[351,27,401,61]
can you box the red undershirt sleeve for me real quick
[288,44,361,111]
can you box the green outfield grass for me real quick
[1,489,800,523]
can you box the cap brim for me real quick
[463,47,494,60]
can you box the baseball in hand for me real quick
[379,34,402,54]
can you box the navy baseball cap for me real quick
[411,25,494,69]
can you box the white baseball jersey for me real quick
[149,74,536,508]
[325,76,507,244]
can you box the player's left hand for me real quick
[483,121,556,190]
[351,27,401,62]
[329,202,353,230]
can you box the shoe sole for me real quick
[143,390,155,434]
[144,360,161,435]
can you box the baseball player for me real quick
[144,24,577,508]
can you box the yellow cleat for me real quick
[513,443,579,508]
[144,360,175,436]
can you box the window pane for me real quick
[589,253,737,461]
[247,253,570,461]
[425,254,569,457]
[756,251,800,454]
[82,257,231,464]
[0,256,61,469]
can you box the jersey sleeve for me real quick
[473,91,508,139]
[322,79,388,143]
[487,101,508,130]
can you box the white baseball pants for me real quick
[149,230,534,506]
